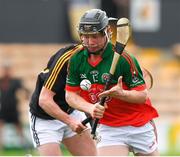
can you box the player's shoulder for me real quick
[56,44,84,57]
[68,44,85,60]
[120,50,137,64]
[49,44,84,61]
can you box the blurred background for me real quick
[0,0,180,156]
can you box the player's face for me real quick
[80,33,106,53]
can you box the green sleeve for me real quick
[121,54,145,88]
[66,55,81,87]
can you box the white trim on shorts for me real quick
[97,121,158,154]
[29,110,88,147]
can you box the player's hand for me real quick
[89,102,106,119]
[99,76,126,99]
[68,119,87,134]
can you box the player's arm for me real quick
[39,87,86,133]
[65,90,105,119]
[98,76,147,104]
[39,87,72,123]
[38,46,87,133]
[99,54,148,104]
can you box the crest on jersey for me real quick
[102,73,110,83]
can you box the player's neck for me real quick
[88,55,102,67]
[89,54,102,60]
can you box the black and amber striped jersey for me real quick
[29,44,83,119]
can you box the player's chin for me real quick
[87,47,102,54]
[87,47,98,52]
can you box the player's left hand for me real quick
[98,76,126,98]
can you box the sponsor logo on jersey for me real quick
[90,70,99,82]
[132,75,139,83]
[130,75,144,87]
[87,87,112,104]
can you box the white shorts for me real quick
[29,110,88,148]
[97,121,158,154]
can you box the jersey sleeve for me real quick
[43,48,74,93]
[65,54,81,91]
[121,53,146,90]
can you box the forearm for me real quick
[39,97,73,125]
[66,91,92,114]
[120,89,148,104]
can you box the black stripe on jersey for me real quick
[44,45,83,90]
[31,114,40,147]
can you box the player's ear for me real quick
[107,25,111,32]
[107,25,112,38]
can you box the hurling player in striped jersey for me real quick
[29,44,99,156]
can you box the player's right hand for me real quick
[68,119,87,134]
[89,103,106,119]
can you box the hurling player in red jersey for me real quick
[65,9,159,156]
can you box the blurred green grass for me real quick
[0,145,71,156]
[0,148,36,156]
[0,147,180,156]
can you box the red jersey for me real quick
[66,43,159,127]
